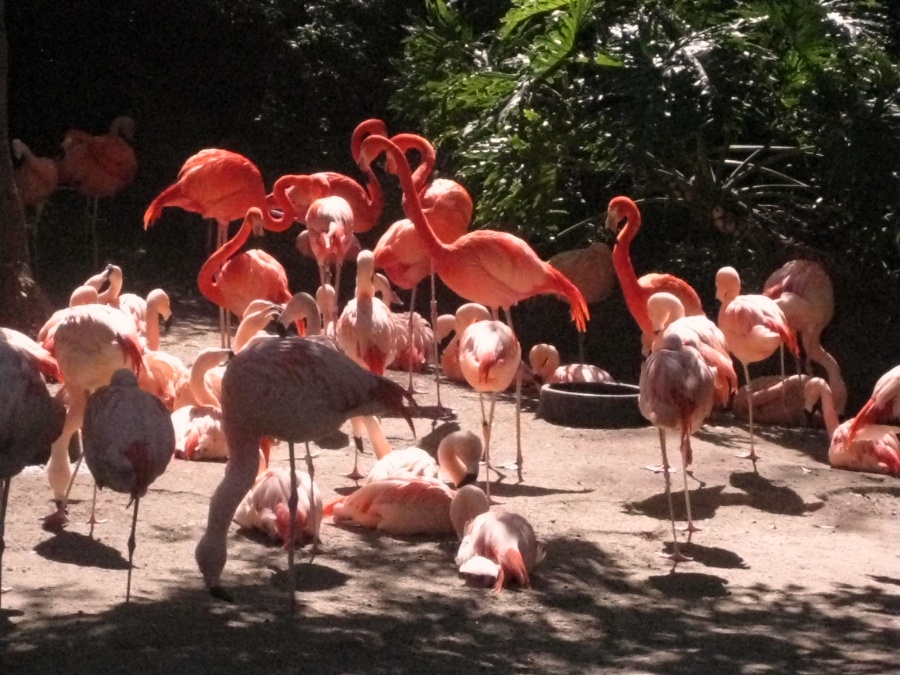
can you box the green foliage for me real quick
[390,0,900,279]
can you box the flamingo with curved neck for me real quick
[198,208,292,347]
[272,119,387,234]
[605,196,703,352]
[359,135,589,332]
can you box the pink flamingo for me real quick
[363,429,482,487]
[732,374,816,427]
[336,249,399,377]
[82,369,174,602]
[458,316,522,495]
[171,348,231,462]
[605,196,704,353]
[358,134,590,333]
[0,341,65,605]
[197,207,292,347]
[802,378,900,477]
[233,467,323,549]
[435,304,492,384]
[11,138,58,266]
[39,304,144,529]
[716,266,799,470]
[144,147,296,249]
[454,485,545,592]
[195,336,414,604]
[846,365,900,446]
[304,195,355,296]
[763,259,846,413]
[58,116,138,268]
[0,327,61,381]
[528,343,613,385]
[646,292,737,409]
[639,332,716,563]
[274,119,387,234]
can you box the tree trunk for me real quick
[0,0,49,331]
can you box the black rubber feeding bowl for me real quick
[537,381,647,429]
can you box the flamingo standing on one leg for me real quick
[57,116,138,269]
[195,336,414,605]
[802,378,900,477]
[763,259,846,413]
[197,208,292,347]
[605,196,704,354]
[0,342,65,605]
[11,138,58,268]
[39,304,144,529]
[82,369,174,602]
[639,332,716,563]
[457,317,522,498]
[716,266,799,471]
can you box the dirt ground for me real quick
[1,301,898,675]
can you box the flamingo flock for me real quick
[2,118,897,610]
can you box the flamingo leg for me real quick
[679,434,700,541]
[406,285,418,394]
[287,441,299,609]
[344,417,366,482]
[125,496,140,603]
[430,267,448,416]
[304,442,319,563]
[657,428,691,563]
[736,362,761,471]
[0,478,10,601]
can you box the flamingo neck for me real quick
[817,384,840,438]
[190,351,227,408]
[366,138,447,262]
[145,299,161,352]
[197,214,256,310]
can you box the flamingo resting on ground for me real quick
[763,259,846,413]
[605,196,704,354]
[0,342,65,605]
[802,378,900,477]
[639,332,716,563]
[195,336,414,605]
[846,364,900,447]
[454,484,545,592]
[716,266,799,471]
[528,343,613,386]
[363,428,482,487]
[81,369,175,602]
[233,467,323,549]
[732,374,816,427]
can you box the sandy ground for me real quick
[1,306,898,675]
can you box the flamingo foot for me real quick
[661,547,692,563]
[644,464,676,475]
[344,467,366,482]
[735,450,761,473]
[679,522,701,541]
[0,585,10,594]
[41,504,69,532]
